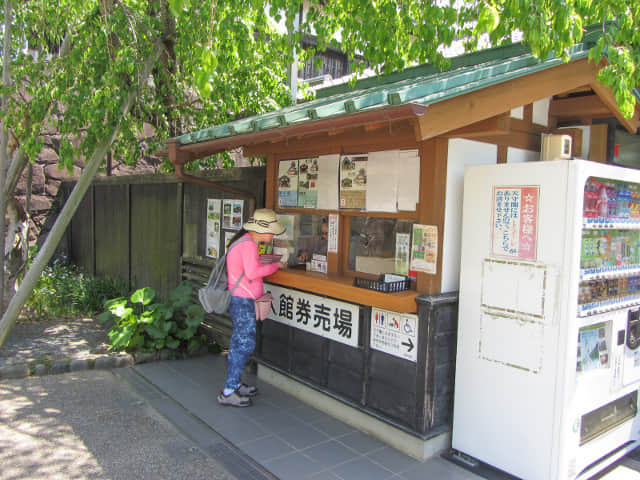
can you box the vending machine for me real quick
[452,159,640,480]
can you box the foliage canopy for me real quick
[1,0,639,173]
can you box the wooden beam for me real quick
[444,115,511,138]
[590,79,640,133]
[244,120,418,158]
[265,153,278,209]
[589,124,608,163]
[497,145,508,164]
[416,58,602,140]
[549,94,612,121]
[460,132,541,151]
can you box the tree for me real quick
[0,0,639,347]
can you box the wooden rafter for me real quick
[549,94,613,123]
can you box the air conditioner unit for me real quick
[541,134,572,161]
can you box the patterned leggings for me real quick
[224,296,256,392]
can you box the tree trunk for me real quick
[0,39,164,348]
[0,0,14,311]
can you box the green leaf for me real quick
[187,337,202,351]
[108,324,135,350]
[145,323,167,340]
[166,336,180,349]
[131,287,156,305]
[97,311,113,324]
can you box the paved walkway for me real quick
[125,354,640,480]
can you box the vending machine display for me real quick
[452,160,640,480]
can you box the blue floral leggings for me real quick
[224,296,256,392]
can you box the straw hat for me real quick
[243,209,286,235]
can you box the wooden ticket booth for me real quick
[167,34,639,459]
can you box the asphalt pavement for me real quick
[0,369,245,480]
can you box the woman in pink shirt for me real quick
[217,209,286,407]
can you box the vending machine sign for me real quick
[491,186,539,261]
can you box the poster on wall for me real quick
[223,231,236,252]
[278,159,299,207]
[410,224,438,274]
[395,233,410,275]
[339,154,367,209]
[206,199,221,258]
[222,199,244,230]
[297,157,319,208]
[491,186,539,261]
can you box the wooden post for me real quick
[415,137,448,295]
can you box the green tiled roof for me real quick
[176,34,604,147]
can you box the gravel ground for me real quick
[0,317,111,369]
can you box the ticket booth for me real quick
[167,34,638,459]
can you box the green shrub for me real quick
[76,276,131,315]
[25,260,84,318]
[24,259,130,319]
[98,281,206,353]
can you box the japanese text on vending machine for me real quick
[492,186,539,261]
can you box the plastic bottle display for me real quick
[584,177,640,223]
[580,177,640,314]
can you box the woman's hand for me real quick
[278,261,288,269]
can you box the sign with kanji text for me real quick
[370,308,418,362]
[264,283,360,348]
[491,186,539,261]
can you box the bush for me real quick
[24,259,130,319]
[98,281,206,353]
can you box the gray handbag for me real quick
[198,238,250,314]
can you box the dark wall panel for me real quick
[94,184,129,282]
[70,186,94,274]
[130,183,179,299]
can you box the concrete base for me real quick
[258,364,451,461]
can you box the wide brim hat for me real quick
[243,209,286,235]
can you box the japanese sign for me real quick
[206,199,221,258]
[264,283,360,348]
[370,308,418,363]
[410,224,438,274]
[491,186,539,260]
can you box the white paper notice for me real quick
[328,214,339,253]
[317,154,340,210]
[398,149,420,211]
[366,150,399,212]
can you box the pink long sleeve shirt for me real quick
[227,234,279,299]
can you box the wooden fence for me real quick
[56,167,266,300]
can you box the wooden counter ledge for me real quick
[266,269,418,313]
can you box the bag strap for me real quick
[206,236,252,288]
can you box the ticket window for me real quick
[348,217,414,276]
[274,213,328,270]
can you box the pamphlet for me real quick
[410,224,438,274]
[278,159,298,207]
[206,199,221,258]
[222,199,244,230]
[339,154,367,209]
[395,233,410,275]
[297,157,319,208]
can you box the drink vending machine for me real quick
[452,159,640,480]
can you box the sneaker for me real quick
[237,383,258,397]
[217,390,251,407]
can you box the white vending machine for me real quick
[452,159,640,480]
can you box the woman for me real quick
[218,209,286,407]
